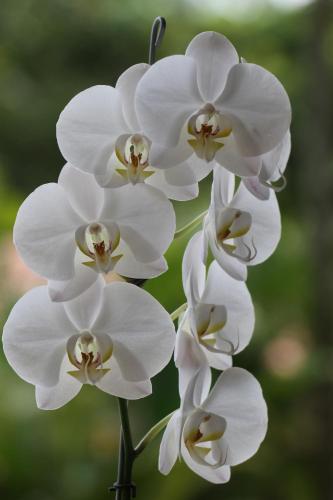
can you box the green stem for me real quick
[174,209,208,240]
[116,399,135,500]
[170,303,187,322]
[135,411,175,456]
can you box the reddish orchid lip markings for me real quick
[66,331,113,384]
[187,104,232,162]
[75,221,123,273]
[115,133,155,185]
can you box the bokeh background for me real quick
[0,0,332,499]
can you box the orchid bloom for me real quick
[175,231,255,392]
[56,64,211,201]
[204,166,281,281]
[13,163,175,301]
[3,277,175,410]
[243,130,291,200]
[136,31,291,179]
[159,367,267,483]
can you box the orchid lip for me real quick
[183,409,227,468]
[66,331,113,385]
[187,104,232,162]
[75,221,123,273]
[115,133,155,185]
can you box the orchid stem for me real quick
[174,210,208,240]
[135,411,175,456]
[148,16,166,65]
[170,302,187,322]
[112,399,136,500]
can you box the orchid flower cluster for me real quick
[2,21,291,497]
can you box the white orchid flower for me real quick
[204,166,281,281]
[175,231,254,391]
[135,31,291,179]
[243,130,291,200]
[159,367,267,483]
[13,163,175,301]
[2,277,176,410]
[56,64,209,201]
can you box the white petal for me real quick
[35,356,82,410]
[57,85,128,174]
[186,31,239,102]
[242,177,270,201]
[207,221,247,281]
[212,165,235,207]
[175,324,210,403]
[181,442,231,483]
[186,154,214,183]
[92,282,175,381]
[63,276,104,331]
[201,261,255,353]
[3,286,76,387]
[58,163,104,221]
[163,163,197,187]
[150,138,192,169]
[116,63,150,130]
[216,137,261,177]
[14,183,82,281]
[159,410,182,475]
[217,63,291,156]
[136,55,202,147]
[203,367,268,466]
[102,183,175,262]
[48,250,99,302]
[204,350,232,370]
[115,248,168,279]
[96,357,152,399]
[146,169,199,201]
[179,356,212,414]
[182,231,206,308]
[260,129,291,181]
[231,183,281,265]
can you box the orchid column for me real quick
[2,16,291,500]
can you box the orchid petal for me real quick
[217,63,291,156]
[102,183,175,261]
[48,250,99,302]
[14,183,82,281]
[63,276,104,331]
[159,410,182,475]
[3,286,76,387]
[58,163,104,221]
[136,55,202,147]
[186,31,239,102]
[96,357,152,399]
[116,63,150,130]
[203,367,268,466]
[57,85,128,174]
[182,231,206,308]
[92,282,175,382]
[35,356,82,410]
[230,183,281,266]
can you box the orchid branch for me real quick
[170,302,187,322]
[174,209,208,239]
[135,411,175,456]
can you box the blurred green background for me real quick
[0,0,332,499]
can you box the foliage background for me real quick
[0,0,332,499]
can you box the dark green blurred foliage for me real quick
[0,1,332,499]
